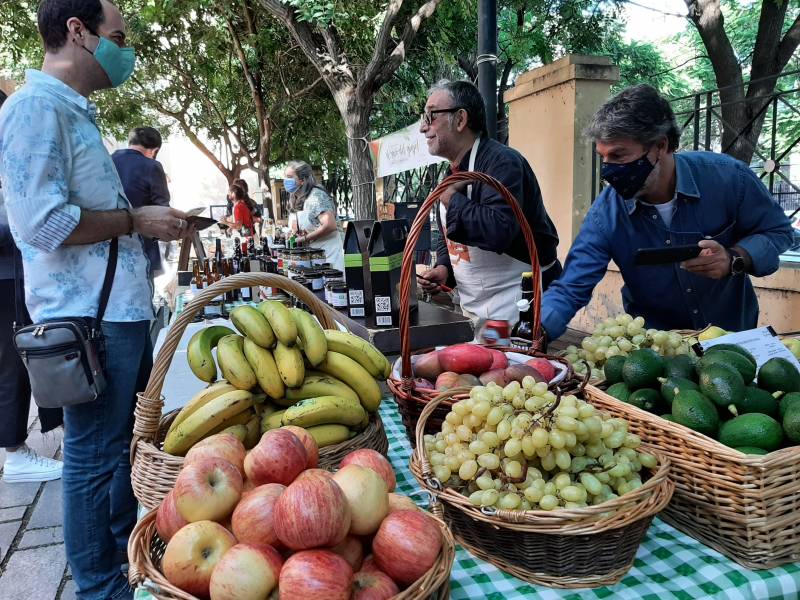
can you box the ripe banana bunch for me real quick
[323,330,391,379]
[279,372,359,407]
[242,338,284,399]
[274,341,305,388]
[305,424,353,447]
[217,335,258,390]
[230,306,275,348]
[258,300,297,346]
[260,408,286,434]
[166,381,237,439]
[163,389,254,455]
[282,396,366,428]
[290,308,327,366]
[187,326,235,382]
[315,351,382,412]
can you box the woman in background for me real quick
[220,183,255,239]
[284,160,343,271]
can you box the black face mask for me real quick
[600,151,656,200]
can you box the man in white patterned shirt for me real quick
[0,1,192,598]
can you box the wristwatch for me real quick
[728,248,746,276]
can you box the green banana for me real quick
[217,335,258,390]
[187,325,235,382]
[285,372,360,405]
[261,409,287,434]
[230,306,275,348]
[258,300,298,346]
[242,337,285,400]
[281,395,366,428]
[323,329,391,379]
[305,424,352,447]
[290,308,328,366]
[274,341,305,388]
[316,351,382,412]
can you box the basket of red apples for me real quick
[128,428,455,599]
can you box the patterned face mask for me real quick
[601,151,655,200]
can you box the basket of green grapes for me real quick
[410,377,674,588]
[561,313,698,381]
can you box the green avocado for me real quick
[758,358,800,394]
[719,413,783,451]
[733,385,778,418]
[627,388,663,413]
[603,355,626,385]
[779,392,800,420]
[622,348,664,389]
[663,354,698,382]
[671,390,719,438]
[734,446,768,455]
[698,350,756,384]
[705,344,757,370]
[698,363,745,411]
[782,404,800,444]
[659,376,699,405]
[606,382,631,402]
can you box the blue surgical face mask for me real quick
[284,177,299,193]
[83,33,136,88]
[600,151,656,200]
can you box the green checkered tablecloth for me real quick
[135,396,800,600]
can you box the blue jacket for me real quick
[112,148,170,273]
[542,151,794,339]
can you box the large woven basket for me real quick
[410,388,674,588]
[131,272,389,510]
[128,503,456,599]
[387,171,572,443]
[586,384,800,569]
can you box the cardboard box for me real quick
[344,220,374,319]
[367,219,417,328]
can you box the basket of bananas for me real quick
[410,382,673,588]
[131,272,392,510]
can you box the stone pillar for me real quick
[504,55,619,263]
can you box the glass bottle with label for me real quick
[240,257,253,302]
[191,259,203,292]
[510,271,535,344]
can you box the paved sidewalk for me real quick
[0,400,74,600]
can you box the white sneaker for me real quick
[3,445,63,483]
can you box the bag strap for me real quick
[96,237,118,323]
[12,250,25,328]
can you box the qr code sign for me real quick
[349,289,364,305]
[375,296,392,313]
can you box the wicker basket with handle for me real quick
[409,387,674,588]
[387,171,573,444]
[131,272,389,510]
[128,500,456,599]
[585,383,800,569]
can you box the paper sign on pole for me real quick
[369,120,445,178]
[698,326,800,371]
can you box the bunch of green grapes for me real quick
[423,378,658,511]
[562,313,697,378]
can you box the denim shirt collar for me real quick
[25,69,98,123]
[622,152,701,215]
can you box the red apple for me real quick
[360,555,380,575]
[279,550,353,600]
[244,429,308,486]
[387,493,419,514]
[373,510,442,586]
[328,535,364,571]
[488,348,509,370]
[174,457,243,523]
[185,432,246,477]
[332,465,389,535]
[209,543,283,600]
[242,478,257,495]
[231,483,285,548]
[526,357,556,382]
[162,520,236,599]
[280,425,319,468]
[351,569,400,600]
[340,449,396,492]
[156,489,188,542]
[274,474,351,550]
[295,468,334,481]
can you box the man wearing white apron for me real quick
[418,80,561,330]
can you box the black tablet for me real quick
[634,245,702,265]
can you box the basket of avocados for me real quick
[584,342,800,569]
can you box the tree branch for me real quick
[777,14,800,70]
[362,0,406,88]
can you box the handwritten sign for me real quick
[370,120,445,178]
[699,327,800,371]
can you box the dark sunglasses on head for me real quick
[422,106,465,126]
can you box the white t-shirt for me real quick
[642,198,677,228]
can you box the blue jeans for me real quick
[63,321,153,600]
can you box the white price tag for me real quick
[700,327,800,370]
[376,315,392,326]
[350,307,365,317]
[349,289,364,306]
[375,296,392,314]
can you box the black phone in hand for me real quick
[634,245,702,266]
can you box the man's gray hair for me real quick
[428,80,486,134]
[586,84,680,151]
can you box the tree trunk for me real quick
[257,118,276,220]
[336,91,376,220]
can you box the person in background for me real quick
[284,160,344,271]
[417,79,561,326]
[112,126,170,277]
[0,1,193,597]
[0,90,63,484]
[541,84,794,343]
[220,183,255,237]
[233,177,264,235]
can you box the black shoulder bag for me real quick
[12,238,118,409]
